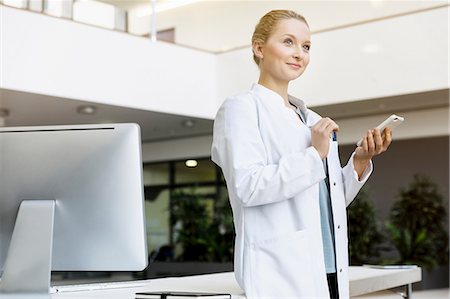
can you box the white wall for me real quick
[141,106,449,162]
[217,7,449,108]
[1,5,447,121]
[129,0,447,52]
[337,107,450,145]
[0,5,217,119]
[293,6,449,106]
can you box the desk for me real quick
[350,266,421,298]
[52,266,421,299]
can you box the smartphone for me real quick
[357,114,404,146]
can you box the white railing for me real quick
[1,0,127,31]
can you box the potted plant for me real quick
[385,174,448,269]
[385,174,449,289]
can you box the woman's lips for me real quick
[287,63,301,69]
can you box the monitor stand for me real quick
[0,200,55,299]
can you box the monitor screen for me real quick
[0,123,147,295]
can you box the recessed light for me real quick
[77,105,97,115]
[182,119,195,128]
[185,159,198,168]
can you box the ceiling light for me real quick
[0,108,10,117]
[185,159,198,168]
[135,0,201,17]
[77,105,97,115]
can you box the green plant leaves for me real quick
[170,189,234,262]
[348,187,384,265]
[385,174,449,270]
[349,174,449,271]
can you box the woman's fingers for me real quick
[373,128,384,154]
[383,128,393,149]
[313,117,339,136]
[358,128,393,160]
[311,117,339,159]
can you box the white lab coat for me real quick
[211,84,372,299]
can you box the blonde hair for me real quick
[251,10,309,65]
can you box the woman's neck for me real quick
[258,77,291,108]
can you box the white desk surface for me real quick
[349,266,421,296]
[52,266,421,299]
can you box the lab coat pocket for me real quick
[248,229,317,298]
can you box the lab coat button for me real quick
[340,268,343,273]
[337,225,341,229]
[333,182,336,186]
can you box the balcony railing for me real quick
[1,0,128,33]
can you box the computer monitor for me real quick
[0,123,147,298]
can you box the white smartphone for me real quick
[357,114,405,146]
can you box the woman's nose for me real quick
[293,48,304,60]
[293,53,302,61]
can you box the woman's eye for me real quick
[284,39,293,46]
[303,44,311,51]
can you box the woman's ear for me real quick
[252,42,264,60]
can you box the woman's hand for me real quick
[354,128,392,178]
[311,117,339,159]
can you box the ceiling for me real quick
[1,88,447,144]
[313,89,450,120]
[0,89,213,143]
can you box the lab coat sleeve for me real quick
[211,96,326,207]
[342,151,373,207]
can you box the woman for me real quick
[211,10,391,299]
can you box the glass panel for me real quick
[170,186,233,262]
[145,188,170,259]
[143,163,169,186]
[174,158,215,184]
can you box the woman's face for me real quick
[256,18,311,85]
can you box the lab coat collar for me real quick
[251,83,311,124]
[251,83,286,109]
